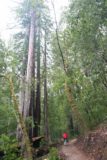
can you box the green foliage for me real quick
[0,39,17,135]
[0,104,17,135]
[50,0,107,135]
[25,116,35,129]
[0,39,6,73]
[61,0,107,129]
[47,69,71,140]
[1,0,107,151]
[49,147,60,160]
[0,134,22,160]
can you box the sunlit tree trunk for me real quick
[24,9,35,119]
[19,26,30,116]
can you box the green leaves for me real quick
[49,147,60,160]
[0,39,6,73]
[0,134,22,160]
[50,0,107,133]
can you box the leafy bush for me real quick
[0,134,22,160]
[49,147,60,160]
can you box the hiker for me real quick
[63,132,68,145]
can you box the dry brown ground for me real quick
[60,139,94,160]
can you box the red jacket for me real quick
[63,133,68,139]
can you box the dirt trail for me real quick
[60,139,93,160]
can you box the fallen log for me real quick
[32,136,44,148]
[32,136,44,142]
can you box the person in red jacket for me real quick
[63,132,68,145]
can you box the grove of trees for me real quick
[0,0,107,159]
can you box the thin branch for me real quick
[51,0,67,74]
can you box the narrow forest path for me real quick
[60,139,93,160]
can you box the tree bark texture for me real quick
[44,30,49,141]
[24,10,35,118]
[19,26,30,115]
[34,15,41,138]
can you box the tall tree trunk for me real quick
[19,26,30,115]
[24,9,35,119]
[44,30,49,141]
[34,15,41,138]
[17,26,30,143]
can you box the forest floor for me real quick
[59,122,107,160]
[59,139,92,160]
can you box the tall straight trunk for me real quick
[17,26,29,143]
[19,26,30,115]
[24,9,35,119]
[34,16,41,137]
[44,30,49,141]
